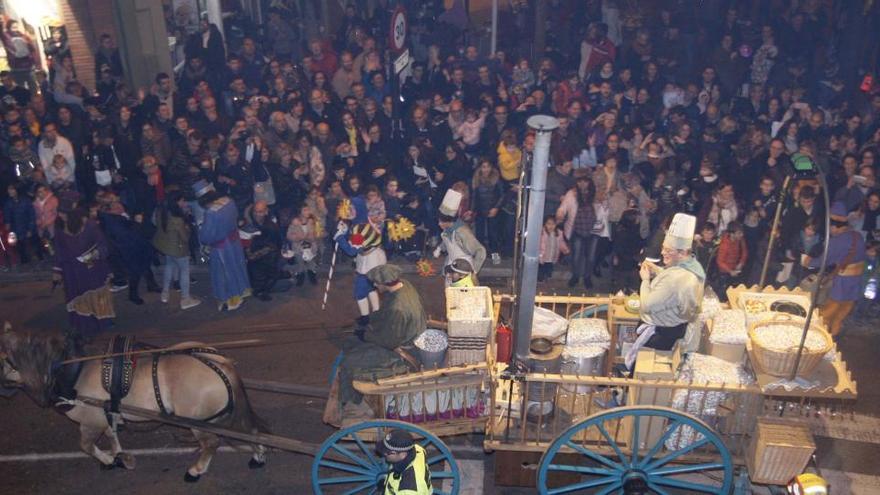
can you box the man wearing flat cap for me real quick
[333,264,427,419]
[376,428,433,494]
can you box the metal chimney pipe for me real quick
[513,115,559,363]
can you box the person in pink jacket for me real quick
[538,215,570,282]
[33,185,58,241]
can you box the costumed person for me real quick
[801,202,866,338]
[333,264,427,419]
[376,429,433,495]
[195,180,251,311]
[52,198,115,342]
[334,196,387,329]
[624,213,705,371]
[444,258,476,287]
[435,190,486,286]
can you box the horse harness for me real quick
[101,336,137,420]
[151,347,235,422]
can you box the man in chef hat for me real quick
[434,189,486,286]
[623,212,706,371]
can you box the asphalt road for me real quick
[1,266,880,494]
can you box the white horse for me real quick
[0,325,267,481]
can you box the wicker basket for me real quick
[747,316,832,377]
[446,286,494,338]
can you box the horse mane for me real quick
[6,333,66,389]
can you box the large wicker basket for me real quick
[747,316,833,377]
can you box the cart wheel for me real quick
[312,420,461,495]
[537,406,733,495]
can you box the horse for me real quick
[0,325,267,482]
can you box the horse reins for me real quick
[152,348,235,423]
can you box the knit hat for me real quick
[830,201,848,223]
[376,428,414,455]
[367,264,403,286]
[663,213,697,251]
[444,258,474,275]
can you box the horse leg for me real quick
[79,424,115,468]
[184,429,220,482]
[105,426,136,470]
[248,444,267,469]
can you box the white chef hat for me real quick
[438,189,462,217]
[663,213,697,251]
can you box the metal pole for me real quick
[490,0,498,55]
[513,115,559,363]
[759,175,792,287]
[790,170,832,380]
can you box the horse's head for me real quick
[0,324,65,407]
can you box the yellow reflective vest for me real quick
[383,444,432,494]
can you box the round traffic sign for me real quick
[390,7,407,52]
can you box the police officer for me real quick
[376,429,432,494]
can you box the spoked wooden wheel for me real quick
[312,420,461,494]
[537,406,733,494]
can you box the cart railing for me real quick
[486,373,766,461]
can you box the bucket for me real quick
[561,346,607,393]
[415,329,448,370]
[526,338,563,423]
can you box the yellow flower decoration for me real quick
[416,259,436,277]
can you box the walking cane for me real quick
[321,242,339,310]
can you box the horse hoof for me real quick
[116,453,136,470]
[248,458,266,469]
[184,472,201,483]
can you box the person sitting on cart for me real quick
[376,429,432,495]
[336,264,427,419]
[624,213,706,372]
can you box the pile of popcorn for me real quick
[566,318,611,347]
[751,324,828,352]
[414,329,448,352]
[709,309,748,345]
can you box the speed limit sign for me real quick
[389,6,407,53]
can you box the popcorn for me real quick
[566,318,611,347]
[709,309,748,345]
[562,344,607,359]
[414,329,448,352]
[751,324,827,352]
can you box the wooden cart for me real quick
[486,292,858,494]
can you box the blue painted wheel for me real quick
[312,420,461,494]
[537,406,733,494]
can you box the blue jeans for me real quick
[162,255,191,299]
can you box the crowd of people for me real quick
[1,1,880,340]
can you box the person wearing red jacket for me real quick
[715,221,748,296]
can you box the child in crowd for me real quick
[715,221,748,297]
[538,215,569,282]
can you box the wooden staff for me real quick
[759,175,792,287]
[59,339,264,365]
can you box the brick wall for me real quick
[58,0,118,92]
